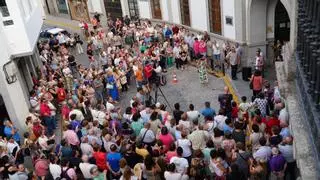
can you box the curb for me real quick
[44,19,80,31]
[189,62,240,104]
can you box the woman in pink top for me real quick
[158,126,174,152]
[165,143,177,163]
[250,70,264,97]
[199,39,207,56]
[193,38,200,58]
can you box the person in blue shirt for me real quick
[201,102,216,118]
[107,144,122,179]
[223,118,233,134]
[4,120,20,145]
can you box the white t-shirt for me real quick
[38,136,48,150]
[69,109,84,121]
[214,115,227,131]
[106,102,115,111]
[164,171,183,180]
[186,110,200,122]
[80,143,94,157]
[79,163,95,179]
[49,163,62,179]
[176,139,192,157]
[170,157,189,174]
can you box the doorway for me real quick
[274,0,290,43]
[104,0,123,20]
[68,0,90,21]
[0,95,9,137]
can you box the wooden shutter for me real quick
[180,0,190,26]
[209,0,221,34]
[151,0,162,19]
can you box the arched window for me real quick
[208,0,221,34]
[180,0,190,26]
[150,0,162,19]
[128,0,139,18]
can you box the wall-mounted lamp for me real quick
[3,61,17,84]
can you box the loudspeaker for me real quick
[242,67,252,81]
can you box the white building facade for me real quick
[136,0,295,66]
[0,0,43,131]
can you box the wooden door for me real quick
[180,0,190,26]
[209,0,221,34]
[151,0,162,19]
[68,0,90,21]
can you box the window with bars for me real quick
[150,0,162,19]
[128,0,139,18]
[208,0,221,34]
[104,0,123,19]
[0,0,10,17]
[180,0,190,26]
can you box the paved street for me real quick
[42,22,226,114]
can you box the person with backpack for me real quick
[61,158,77,180]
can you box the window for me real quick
[208,0,221,34]
[104,0,122,20]
[180,0,190,26]
[150,0,162,19]
[0,0,10,17]
[128,0,139,18]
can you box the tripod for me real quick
[150,84,173,111]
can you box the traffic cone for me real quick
[172,71,178,84]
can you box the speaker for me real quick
[242,67,252,81]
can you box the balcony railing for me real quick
[297,0,320,110]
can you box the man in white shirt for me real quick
[138,123,155,144]
[69,107,85,121]
[186,104,200,123]
[170,147,189,174]
[80,136,94,157]
[56,32,66,45]
[106,97,115,112]
[79,154,96,179]
[253,137,272,162]
[278,136,296,178]
[214,110,227,131]
[226,46,240,80]
[278,103,289,124]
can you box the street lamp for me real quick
[3,61,17,84]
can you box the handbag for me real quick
[106,83,113,89]
[249,76,254,89]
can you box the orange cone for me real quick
[172,71,178,84]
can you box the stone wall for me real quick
[275,43,320,179]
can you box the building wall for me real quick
[3,0,43,56]
[138,0,151,19]
[222,0,235,39]
[189,0,209,31]
[171,0,181,24]
[160,0,169,21]
[0,0,43,132]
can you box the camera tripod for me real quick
[149,84,173,111]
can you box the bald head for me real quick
[224,86,229,94]
[284,136,293,145]
[82,154,89,162]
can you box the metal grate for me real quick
[3,19,13,26]
[297,0,320,109]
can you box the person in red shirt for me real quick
[144,61,154,83]
[266,112,280,135]
[92,145,108,171]
[40,98,55,135]
[231,102,239,121]
[172,25,179,35]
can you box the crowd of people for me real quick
[0,14,295,180]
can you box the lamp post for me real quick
[3,61,17,84]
